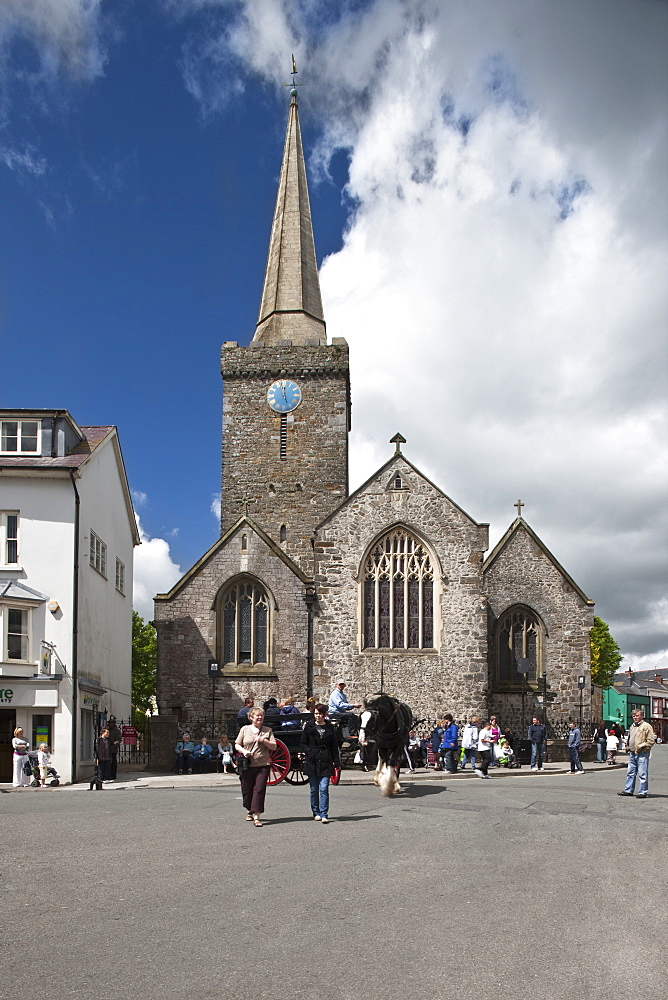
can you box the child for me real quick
[497,738,516,767]
[606,729,619,764]
[37,743,51,787]
[217,734,236,773]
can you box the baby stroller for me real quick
[23,751,60,787]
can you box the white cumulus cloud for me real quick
[132,515,183,622]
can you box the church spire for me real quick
[252,86,326,346]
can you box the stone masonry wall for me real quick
[484,524,595,734]
[220,340,350,576]
[312,455,490,721]
[155,523,309,721]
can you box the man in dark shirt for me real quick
[528,716,547,771]
[107,717,122,780]
[97,728,112,783]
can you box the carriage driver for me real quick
[328,681,362,737]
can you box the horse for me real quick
[362,694,414,796]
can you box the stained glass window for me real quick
[362,529,434,649]
[497,608,541,684]
[221,580,269,667]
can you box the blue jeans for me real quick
[624,751,650,795]
[596,738,606,762]
[531,742,544,768]
[441,747,458,773]
[461,748,476,769]
[309,775,330,818]
[569,746,583,772]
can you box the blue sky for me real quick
[1,1,667,671]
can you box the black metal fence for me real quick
[112,717,151,766]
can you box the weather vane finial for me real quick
[284,54,306,98]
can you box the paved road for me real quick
[2,749,666,1000]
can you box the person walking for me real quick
[567,720,584,774]
[301,703,340,824]
[107,717,122,780]
[617,709,655,799]
[460,718,479,770]
[439,714,459,773]
[488,715,501,767]
[606,728,619,764]
[235,706,276,826]
[96,727,112,783]
[12,727,30,787]
[528,716,547,771]
[592,722,606,763]
[475,721,494,778]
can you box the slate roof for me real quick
[0,426,114,469]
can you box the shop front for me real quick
[0,679,62,783]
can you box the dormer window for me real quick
[393,474,403,490]
[1,420,40,454]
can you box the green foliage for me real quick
[132,611,157,716]
[590,616,623,688]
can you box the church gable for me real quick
[483,518,593,627]
[483,518,594,722]
[312,448,490,717]
[155,518,311,718]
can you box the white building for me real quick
[0,410,139,783]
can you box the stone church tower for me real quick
[155,90,595,733]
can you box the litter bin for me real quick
[515,739,532,766]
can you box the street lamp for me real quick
[208,658,221,738]
[516,657,530,732]
[578,675,586,728]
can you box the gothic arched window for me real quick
[362,529,434,649]
[220,580,269,667]
[496,607,542,685]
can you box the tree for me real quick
[590,616,623,687]
[132,611,157,718]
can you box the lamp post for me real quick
[208,658,221,739]
[516,657,530,733]
[578,675,585,728]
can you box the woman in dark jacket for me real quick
[301,704,341,824]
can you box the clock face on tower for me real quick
[267,379,302,413]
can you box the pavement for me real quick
[1,757,625,792]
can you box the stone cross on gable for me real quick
[515,499,525,518]
[235,495,257,517]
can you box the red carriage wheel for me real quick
[267,738,290,785]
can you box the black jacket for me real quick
[300,720,340,778]
[528,723,546,744]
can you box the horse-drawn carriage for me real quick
[263,695,413,796]
[264,713,359,786]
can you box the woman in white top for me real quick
[12,727,30,787]
[475,722,494,778]
[460,718,480,771]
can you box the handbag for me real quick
[236,733,259,773]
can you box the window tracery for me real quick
[496,607,542,685]
[362,529,434,649]
[220,580,269,667]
